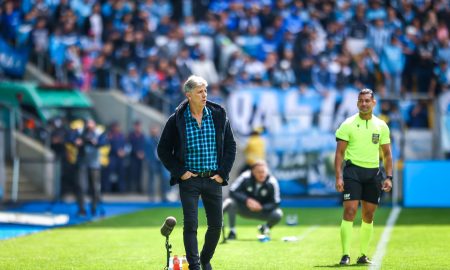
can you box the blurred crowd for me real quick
[47,117,170,204]
[1,0,450,103]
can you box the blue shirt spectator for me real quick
[1,1,21,41]
[120,64,143,102]
[380,37,405,74]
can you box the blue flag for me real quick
[0,37,29,77]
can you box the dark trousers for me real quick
[223,198,283,228]
[104,156,126,192]
[179,177,223,270]
[148,161,170,201]
[128,157,143,192]
[76,166,101,214]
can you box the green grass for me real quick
[1,207,449,269]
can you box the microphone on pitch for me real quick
[160,216,177,237]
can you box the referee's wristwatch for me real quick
[386,175,393,181]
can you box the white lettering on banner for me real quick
[284,91,313,132]
[227,88,359,134]
[280,152,306,168]
[273,168,307,179]
[268,134,335,152]
[227,87,358,195]
[319,90,337,131]
[252,91,279,133]
[334,90,359,130]
[0,52,23,69]
[439,92,450,113]
[227,91,254,135]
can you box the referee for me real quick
[334,88,393,265]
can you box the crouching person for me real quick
[223,160,283,239]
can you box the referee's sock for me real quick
[340,220,353,255]
[360,220,373,256]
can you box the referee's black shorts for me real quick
[342,161,383,204]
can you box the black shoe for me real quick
[258,224,270,236]
[201,262,212,270]
[357,255,372,264]
[339,255,350,265]
[227,231,237,240]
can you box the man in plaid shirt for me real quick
[158,75,236,270]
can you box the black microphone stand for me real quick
[221,224,227,244]
[164,235,172,270]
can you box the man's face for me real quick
[134,123,142,133]
[86,120,96,130]
[357,93,376,115]
[252,164,268,183]
[187,85,207,107]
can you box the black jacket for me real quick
[157,100,237,186]
[229,170,281,212]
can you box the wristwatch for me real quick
[386,176,393,181]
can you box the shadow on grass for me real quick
[314,264,368,268]
[61,207,450,229]
[395,208,450,225]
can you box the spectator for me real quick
[175,46,193,81]
[386,7,402,32]
[66,45,83,87]
[429,60,450,97]
[78,119,108,216]
[83,2,103,43]
[408,101,430,128]
[437,37,450,64]
[207,84,225,106]
[273,59,296,90]
[241,128,266,173]
[145,126,170,202]
[380,36,405,97]
[312,57,333,93]
[236,25,264,61]
[49,117,68,196]
[120,64,142,102]
[0,1,21,44]
[415,31,436,93]
[30,17,49,68]
[141,63,160,101]
[91,54,111,89]
[243,55,267,83]
[368,18,391,56]
[127,120,146,193]
[190,52,219,85]
[401,26,419,93]
[104,121,126,193]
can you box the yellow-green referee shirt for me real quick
[335,113,390,169]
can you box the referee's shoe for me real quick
[357,255,372,264]
[339,255,350,265]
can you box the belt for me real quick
[192,171,217,178]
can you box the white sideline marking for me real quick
[0,212,69,226]
[297,225,319,241]
[281,225,319,242]
[369,206,402,270]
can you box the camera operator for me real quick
[67,119,108,216]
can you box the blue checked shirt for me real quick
[184,106,218,172]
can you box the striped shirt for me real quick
[184,105,218,172]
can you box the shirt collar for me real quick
[186,105,211,119]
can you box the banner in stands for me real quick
[439,92,450,155]
[227,87,360,196]
[0,37,29,77]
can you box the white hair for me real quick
[183,75,208,93]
